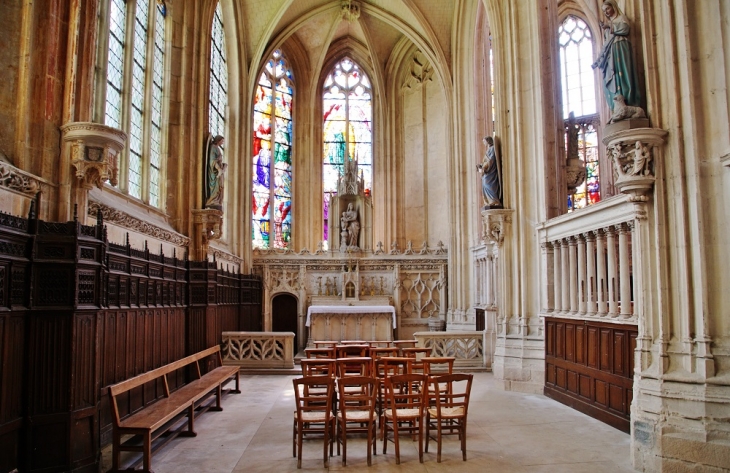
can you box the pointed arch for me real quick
[252,49,294,249]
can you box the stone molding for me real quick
[88,201,189,246]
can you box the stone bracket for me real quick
[481,208,513,247]
[603,126,668,201]
[61,122,127,190]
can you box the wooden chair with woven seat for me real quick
[335,376,378,466]
[292,376,336,469]
[422,356,455,376]
[382,373,428,464]
[369,347,399,376]
[376,356,413,438]
[425,373,473,462]
[401,347,432,374]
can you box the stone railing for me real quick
[413,331,486,370]
[221,331,295,369]
[537,194,643,323]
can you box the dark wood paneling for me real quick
[544,316,637,433]
[0,212,262,471]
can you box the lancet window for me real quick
[559,15,601,211]
[322,58,372,243]
[252,50,293,249]
[209,2,228,140]
[102,0,167,207]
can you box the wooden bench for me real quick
[108,345,240,472]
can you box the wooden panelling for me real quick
[0,213,263,471]
[544,316,637,433]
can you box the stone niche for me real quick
[327,157,372,252]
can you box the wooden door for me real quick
[272,294,298,352]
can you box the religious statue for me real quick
[592,0,641,114]
[204,134,227,210]
[477,136,502,209]
[340,203,360,249]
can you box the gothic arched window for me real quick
[322,58,372,244]
[252,50,293,249]
[209,2,228,140]
[559,15,600,211]
[103,0,167,207]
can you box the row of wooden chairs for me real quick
[292,372,473,468]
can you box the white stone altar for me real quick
[306,305,396,345]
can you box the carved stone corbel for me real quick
[341,0,360,21]
[481,208,513,247]
[61,122,126,190]
[192,208,223,260]
[603,126,667,201]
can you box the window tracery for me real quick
[102,0,167,207]
[252,50,293,249]
[322,58,372,244]
[559,15,600,211]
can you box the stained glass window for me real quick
[322,58,372,243]
[559,16,600,211]
[103,0,167,207]
[252,50,293,249]
[209,3,227,139]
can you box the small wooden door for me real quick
[272,294,298,351]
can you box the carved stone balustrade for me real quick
[413,331,486,370]
[221,331,295,369]
[537,194,644,323]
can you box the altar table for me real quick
[305,305,396,345]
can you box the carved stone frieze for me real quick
[0,162,43,196]
[88,202,189,246]
[209,248,243,267]
[61,122,127,189]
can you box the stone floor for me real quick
[107,373,635,472]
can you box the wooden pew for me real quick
[108,345,240,472]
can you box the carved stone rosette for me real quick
[192,208,223,260]
[481,208,513,247]
[61,122,127,189]
[603,125,668,201]
[341,0,360,21]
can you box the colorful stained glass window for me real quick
[322,58,372,243]
[566,120,600,211]
[559,16,600,211]
[252,50,293,249]
[209,3,227,140]
[104,0,167,207]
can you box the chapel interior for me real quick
[0,0,728,472]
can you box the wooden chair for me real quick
[300,358,337,378]
[313,340,339,348]
[425,373,473,462]
[422,356,455,376]
[369,347,399,377]
[382,373,428,464]
[376,356,413,432]
[304,347,335,359]
[335,344,369,359]
[293,376,336,468]
[393,340,417,353]
[401,347,431,374]
[367,341,393,348]
[335,376,378,466]
[335,357,373,378]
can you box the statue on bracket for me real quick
[340,203,360,249]
[592,0,643,119]
[204,134,227,210]
[477,136,503,209]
